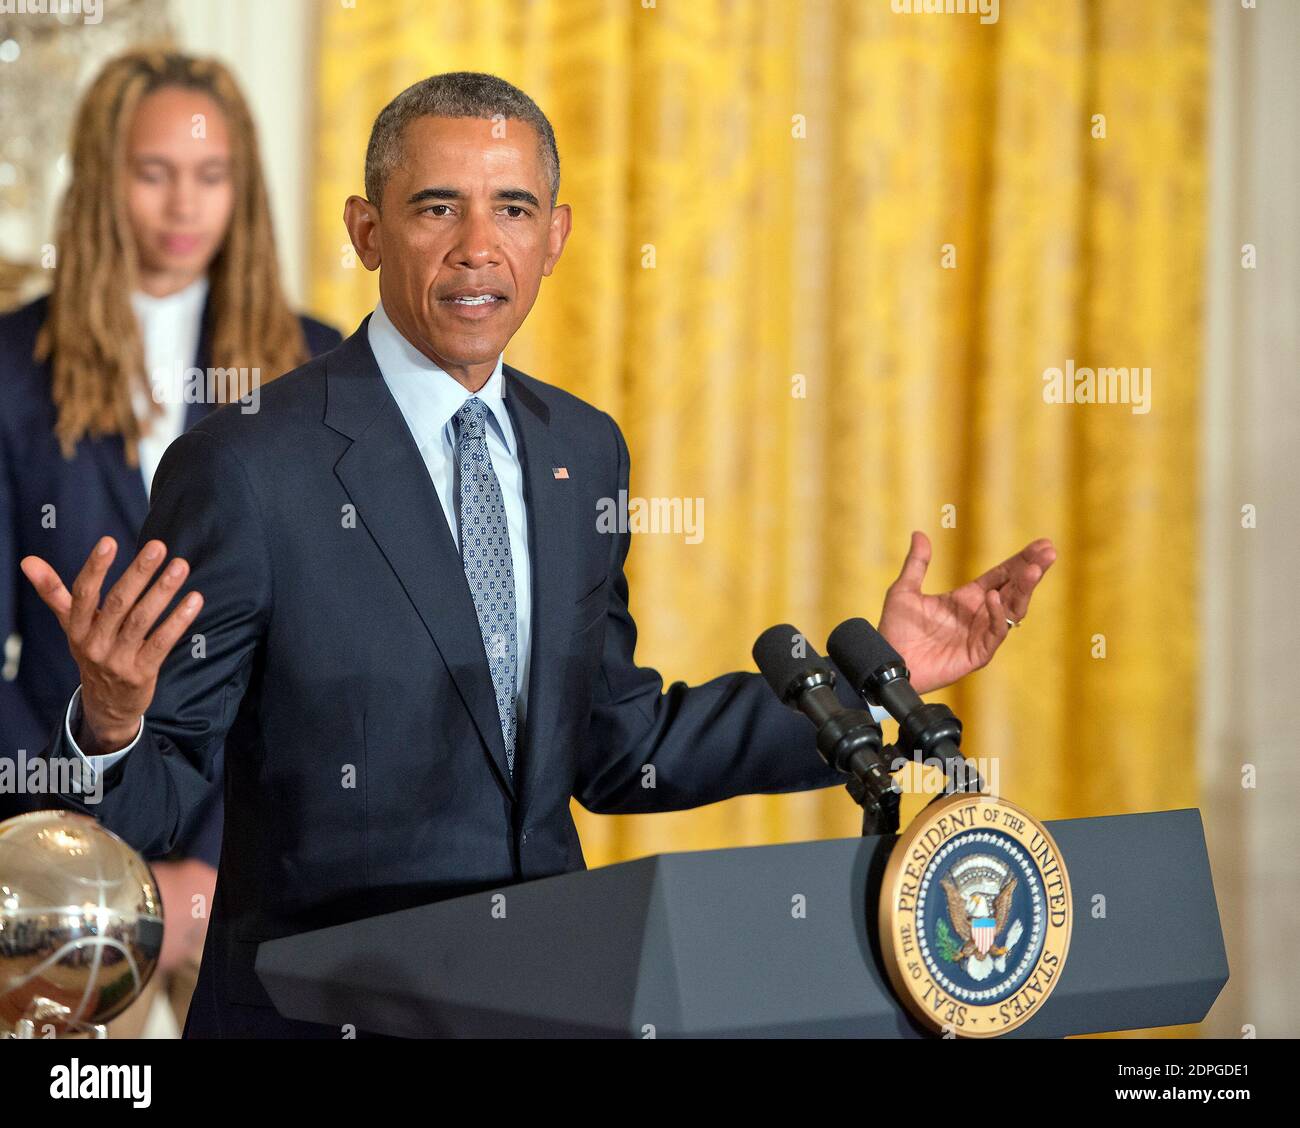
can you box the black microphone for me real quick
[826,616,981,793]
[752,623,899,824]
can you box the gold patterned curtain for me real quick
[309,0,1205,868]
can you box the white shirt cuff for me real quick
[868,703,890,725]
[63,684,143,784]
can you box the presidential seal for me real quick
[879,792,1071,1037]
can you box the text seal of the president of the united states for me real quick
[880,792,1072,1037]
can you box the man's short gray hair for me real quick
[364,71,560,210]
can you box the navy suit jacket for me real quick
[0,295,341,864]
[36,318,859,1037]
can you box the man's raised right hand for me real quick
[19,537,204,756]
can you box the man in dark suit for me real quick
[19,72,1054,1038]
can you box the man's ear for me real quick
[343,195,383,271]
[541,203,572,278]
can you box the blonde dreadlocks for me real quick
[36,49,308,466]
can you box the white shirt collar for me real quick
[367,298,513,454]
[130,274,210,321]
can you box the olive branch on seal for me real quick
[935,918,962,962]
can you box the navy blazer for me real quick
[37,318,857,1037]
[0,295,342,865]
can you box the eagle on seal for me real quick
[940,873,1018,961]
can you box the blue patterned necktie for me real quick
[453,396,518,775]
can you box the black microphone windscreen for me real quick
[826,617,904,690]
[752,623,831,703]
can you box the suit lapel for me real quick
[87,435,149,532]
[502,367,583,807]
[325,320,518,799]
[184,295,217,431]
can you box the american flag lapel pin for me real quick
[552,466,569,479]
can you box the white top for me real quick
[129,274,209,497]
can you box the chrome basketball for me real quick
[0,810,162,1036]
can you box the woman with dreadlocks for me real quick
[0,50,341,1033]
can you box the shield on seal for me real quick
[971,916,996,957]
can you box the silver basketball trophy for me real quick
[0,810,163,1038]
